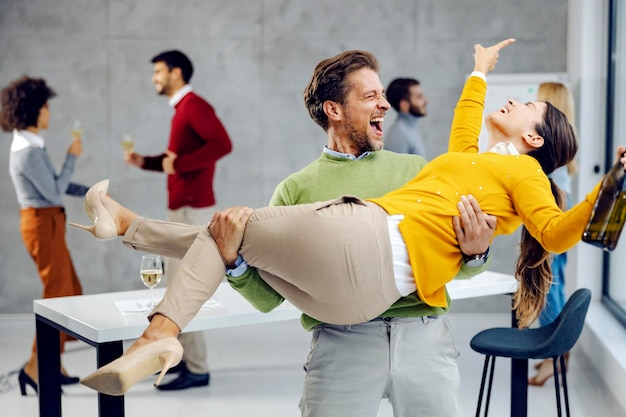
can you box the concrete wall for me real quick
[0,0,568,312]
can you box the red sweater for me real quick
[142,91,232,209]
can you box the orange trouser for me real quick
[20,207,82,354]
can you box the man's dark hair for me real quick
[0,75,56,132]
[386,78,420,112]
[304,50,379,132]
[151,50,194,83]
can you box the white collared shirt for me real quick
[487,141,520,155]
[11,129,45,152]
[168,85,193,108]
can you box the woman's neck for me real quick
[25,126,39,134]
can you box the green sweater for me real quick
[227,149,486,331]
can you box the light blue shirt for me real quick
[384,112,427,158]
[549,165,572,208]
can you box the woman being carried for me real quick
[73,38,626,396]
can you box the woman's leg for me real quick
[143,196,399,332]
[530,252,568,386]
[80,196,399,395]
[20,208,84,382]
[122,217,204,260]
[240,198,400,325]
[104,193,400,334]
[99,192,204,260]
[148,225,227,332]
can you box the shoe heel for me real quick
[69,222,96,235]
[70,179,118,240]
[154,352,182,387]
[18,368,37,396]
[81,337,183,396]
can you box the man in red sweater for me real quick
[125,49,232,391]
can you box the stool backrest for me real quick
[542,288,591,357]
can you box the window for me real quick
[604,0,626,327]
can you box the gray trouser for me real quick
[122,196,401,331]
[299,316,460,417]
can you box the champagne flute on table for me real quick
[140,255,163,312]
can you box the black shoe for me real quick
[18,368,37,396]
[59,373,80,385]
[18,368,72,395]
[156,369,210,391]
[154,360,187,376]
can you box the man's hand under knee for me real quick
[209,207,253,268]
[453,194,496,256]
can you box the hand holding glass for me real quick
[140,255,163,312]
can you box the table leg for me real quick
[36,315,62,417]
[96,341,125,417]
[510,305,528,417]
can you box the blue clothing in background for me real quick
[384,113,427,157]
[9,130,87,208]
[539,165,572,326]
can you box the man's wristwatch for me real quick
[462,247,490,268]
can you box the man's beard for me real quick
[409,104,426,118]
[156,84,170,96]
[345,120,382,154]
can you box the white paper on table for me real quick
[114,297,223,315]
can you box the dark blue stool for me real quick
[470,288,591,417]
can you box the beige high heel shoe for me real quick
[69,179,118,240]
[80,337,183,396]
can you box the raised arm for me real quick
[472,38,515,75]
[514,146,626,254]
[449,39,516,154]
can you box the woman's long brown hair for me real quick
[513,102,578,328]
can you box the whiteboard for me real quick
[477,73,568,151]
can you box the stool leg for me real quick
[476,356,490,417]
[553,357,563,417]
[484,356,496,417]
[476,355,495,417]
[559,355,571,417]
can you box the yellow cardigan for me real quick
[370,76,600,308]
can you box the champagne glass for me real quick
[140,255,163,312]
[121,134,135,155]
[71,120,83,140]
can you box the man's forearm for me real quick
[226,267,285,312]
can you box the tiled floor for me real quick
[0,311,623,417]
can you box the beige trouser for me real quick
[164,206,214,374]
[123,196,401,331]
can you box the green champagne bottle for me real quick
[582,157,626,251]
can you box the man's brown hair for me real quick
[303,50,379,132]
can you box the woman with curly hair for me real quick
[1,75,88,395]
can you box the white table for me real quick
[34,271,517,417]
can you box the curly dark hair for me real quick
[0,75,56,132]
